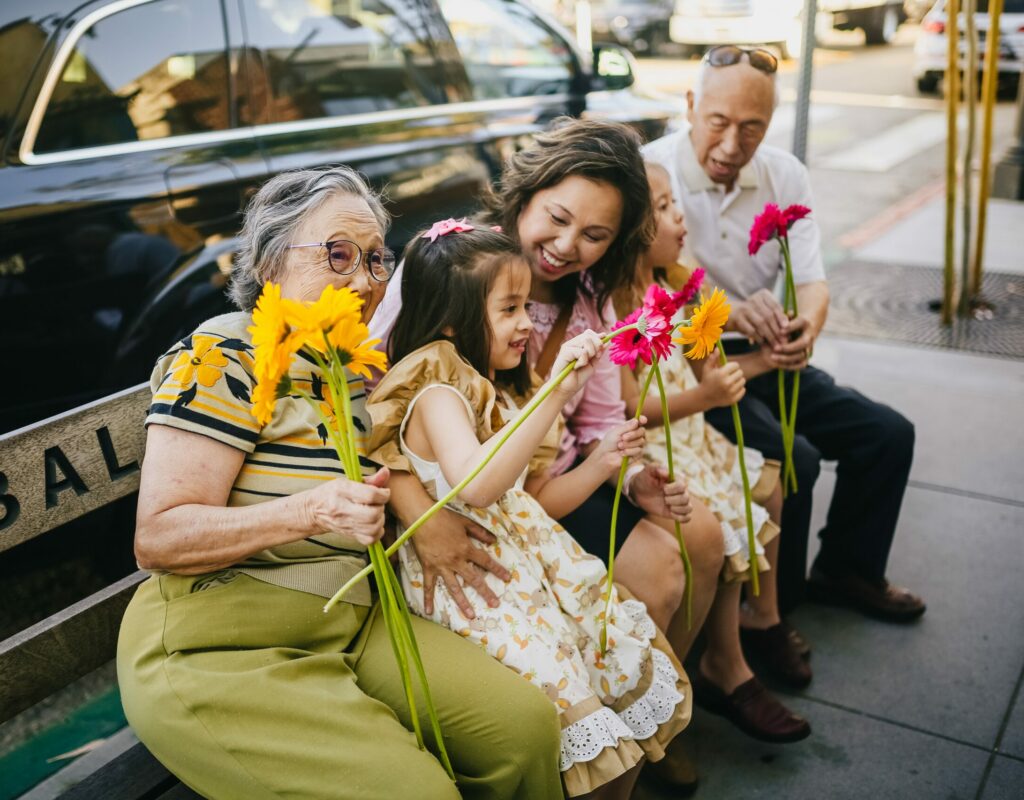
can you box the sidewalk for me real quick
[641,199,1024,799]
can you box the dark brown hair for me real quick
[480,118,655,315]
[390,224,532,395]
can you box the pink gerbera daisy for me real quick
[748,203,784,255]
[671,267,705,308]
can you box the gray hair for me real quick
[229,166,390,311]
[692,58,781,111]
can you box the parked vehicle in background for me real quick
[0,0,677,435]
[668,0,907,58]
[819,1,908,44]
[589,0,675,56]
[913,0,1024,93]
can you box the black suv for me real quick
[0,0,678,434]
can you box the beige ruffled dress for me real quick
[367,341,691,796]
[619,279,781,583]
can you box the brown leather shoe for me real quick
[741,623,813,689]
[640,736,699,797]
[692,672,811,743]
[807,567,926,623]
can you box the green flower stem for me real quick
[652,361,693,630]
[600,365,656,655]
[777,236,801,497]
[720,346,759,595]
[381,558,456,780]
[323,322,644,611]
[308,343,454,780]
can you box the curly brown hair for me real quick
[480,118,655,316]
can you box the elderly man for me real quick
[643,46,925,650]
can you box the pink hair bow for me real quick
[422,218,475,242]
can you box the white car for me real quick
[668,0,906,59]
[913,0,1024,93]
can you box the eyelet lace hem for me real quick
[558,602,686,771]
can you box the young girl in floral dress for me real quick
[367,221,691,799]
[612,163,812,741]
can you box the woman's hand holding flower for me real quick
[591,418,647,474]
[628,464,693,525]
[306,467,391,546]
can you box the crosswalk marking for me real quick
[818,112,948,172]
[766,103,843,144]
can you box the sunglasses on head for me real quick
[702,45,779,75]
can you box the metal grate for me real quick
[824,263,1024,360]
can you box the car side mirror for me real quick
[592,43,636,91]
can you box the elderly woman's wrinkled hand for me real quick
[307,467,391,546]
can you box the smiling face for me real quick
[644,164,687,271]
[279,192,386,322]
[515,175,623,302]
[687,62,775,189]
[484,257,534,377]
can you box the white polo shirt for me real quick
[642,127,825,302]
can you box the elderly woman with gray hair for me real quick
[116,166,562,800]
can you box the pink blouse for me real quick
[528,293,627,476]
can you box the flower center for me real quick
[191,357,202,366]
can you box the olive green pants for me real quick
[117,572,563,800]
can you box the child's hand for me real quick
[698,349,745,408]
[592,418,647,473]
[551,330,606,396]
[627,464,693,523]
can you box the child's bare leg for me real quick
[699,582,753,693]
[741,483,782,629]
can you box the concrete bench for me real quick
[0,384,200,799]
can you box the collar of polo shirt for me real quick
[677,126,759,193]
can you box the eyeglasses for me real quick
[286,239,396,282]
[702,45,779,75]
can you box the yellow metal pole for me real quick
[971,0,1003,298]
[959,0,977,319]
[942,0,960,325]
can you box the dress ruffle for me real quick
[560,594,690,797]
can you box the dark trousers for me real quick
[705,365,915,614]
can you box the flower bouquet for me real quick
[748,203,811,496]
[248,282,454,780]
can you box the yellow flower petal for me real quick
[674,288,731,361]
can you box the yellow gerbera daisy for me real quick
[327,318,388,380]
[248,283,296,425]
[171,335,229,388]
[675,287,731,360]
[284,285,365,354]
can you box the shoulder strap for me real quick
[534,304,573,379]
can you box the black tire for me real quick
[647,26,668,57]
[864,5,899,45]
[916,73,940,94]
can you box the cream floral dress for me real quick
[367,342,691,797]
[619,278,781,583]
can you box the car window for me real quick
[436,0,575,100]
[242,0,453,122]
[33,0,231,155]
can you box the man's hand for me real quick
[627,463,693,524]
[727,289,789,347]
[769,314,816,371]
[406,507,511,619]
